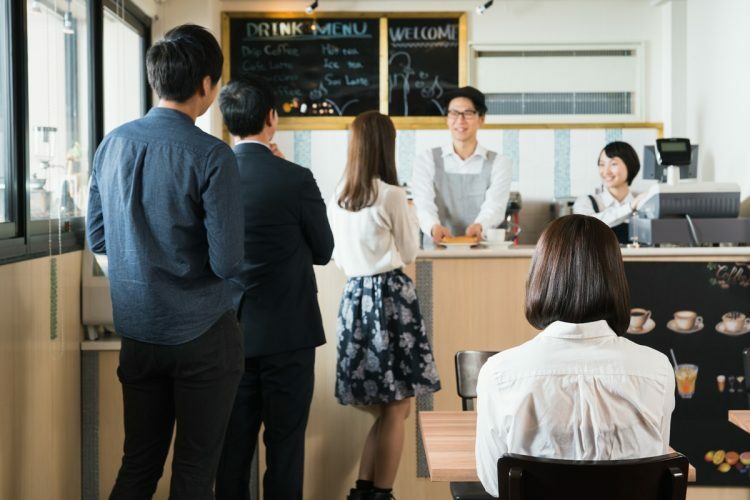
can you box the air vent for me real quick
[472,44,643,121]
[486,92,632,115]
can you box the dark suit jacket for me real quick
[231,142,334,357]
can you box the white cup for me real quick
[721,312,750,333]
[483,228,506,243]
[674,310,702,331]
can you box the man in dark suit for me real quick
[215,76,334,500]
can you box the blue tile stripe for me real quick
[503,129,520,182]
[554,129,571,198]
[605,128,623,143]
[397,130,416,186]
[293,131,312,169]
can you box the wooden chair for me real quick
[450,350,498,500]
[497,453,689,500]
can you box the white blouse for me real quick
[573,188,634,227]
[475,320,675,498]
[327,180,419,278]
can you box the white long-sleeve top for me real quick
[475,320,675,498]
[411,143,513,236]
[327,180,419,278]
[573,188,634,228]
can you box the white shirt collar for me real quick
[441,143,488,161]
[600,188,633,207]
[539,320,617,340]
[235,139,271,150]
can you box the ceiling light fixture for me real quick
[475,0,494,15]
[305,0,319,15]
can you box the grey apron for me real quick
[423,147,496,248]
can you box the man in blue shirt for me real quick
[86,24,244,500]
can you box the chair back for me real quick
[497,453,689,500]
[743,347,750,405]
[455,351,497,411]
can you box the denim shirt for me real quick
[86,107,244,344]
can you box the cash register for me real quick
[631,138,749,246]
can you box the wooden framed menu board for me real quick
[388,17,463,117]
[221,12,466,129]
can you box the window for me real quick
[26,0,90,221]
[1,0,154,262]
[103,0,149,133]
[0,0,11,227]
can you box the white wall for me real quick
[686,0,750,204]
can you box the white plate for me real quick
[715,322,750,336]
[440,242,477,250]
[627,318,655,335]
[666,319,704,334]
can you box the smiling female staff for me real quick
[573,141,648,244]
[412,86,513,248]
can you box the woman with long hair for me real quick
[327,111,441,500]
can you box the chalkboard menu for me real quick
[388,18,460,117]
[227,17,380,116]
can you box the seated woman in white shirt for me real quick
[475,214,675,498]
[573,141,647,244]
[327,111,441,500]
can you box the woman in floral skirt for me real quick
[327,111,441,500]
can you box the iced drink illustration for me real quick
[675,364,699,399]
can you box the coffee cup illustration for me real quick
[721,311,750,333]
[673,310,702,331]
[629,308,651,330]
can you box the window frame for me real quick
[0,0,151,265]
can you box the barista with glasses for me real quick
[412,86,512,247]
[573,141,648,244]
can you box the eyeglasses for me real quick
[447,109,479,120]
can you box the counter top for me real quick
[417,245,750,259]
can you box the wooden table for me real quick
[729,410,750,433]
[419,411,695,483]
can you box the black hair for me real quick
[600,141,641,186]
[526,215,630,335]
[444,86,488,117]
[219,75,277,138]
[146,24,223,103]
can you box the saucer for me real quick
[482,240,513,248]
[715,322,750,336]
[627,318,655,335]
[667,319,704,334]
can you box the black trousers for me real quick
[215,347,316,500]
[110,310,244,500]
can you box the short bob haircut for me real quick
[146,24,223,103]
[600,141,641,186]
[525,214,630,335]
[219,75,277,138]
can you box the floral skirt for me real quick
[335,268,441,406]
